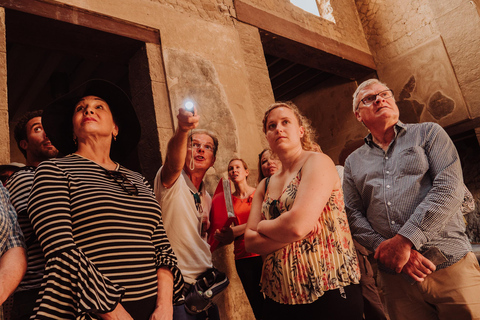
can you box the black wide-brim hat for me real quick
[43,79,141,161]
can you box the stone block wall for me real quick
[355,0,480,122]
[292,76,368,164]
[149,0,236,26]
[241,0,370,53]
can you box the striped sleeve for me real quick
[28,161,124,318]
[145,177,184,302]
[6,168,46,288]
[152,217,184,302]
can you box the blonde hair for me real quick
[262,101,317,151]
[228,158,248,170]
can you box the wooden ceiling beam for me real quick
[0,0,159,44]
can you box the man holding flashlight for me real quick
[154,104,221,320]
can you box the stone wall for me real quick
[241,0,370,53]
[149,0,236,26]
[354,0,480,122]
[292,76,368,164]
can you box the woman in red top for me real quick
[214,158,264,319]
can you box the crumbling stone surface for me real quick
[396,76,424,123]
[399,76,415,100]
[430,0,480,117]
[377,36,469,128]
[354,0,438,62]
[243,0,370,53]
[427,91,455,120]
[163,48,238,190]
[292,75,368,164]
[355,0,480,118]
[150,0,235,25]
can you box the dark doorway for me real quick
[6,9,144,121]
[6,9,162,179]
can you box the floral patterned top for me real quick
[260,170,360,305]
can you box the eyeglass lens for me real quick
[188,142,214,152]
[361,90,393,106]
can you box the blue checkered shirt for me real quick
[0,184,25,257]
[343,122,471,270]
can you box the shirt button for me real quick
[385,156,389,160]
[386,185,391,189]
[391,220,395,225]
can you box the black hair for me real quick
[14,110,43,158]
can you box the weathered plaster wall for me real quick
[428,0,480,118]
[355,0,480,124]
[292,76,368,164]
[241,0,370,54]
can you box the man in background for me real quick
[6,110,58,320]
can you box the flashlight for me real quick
[185,101,194,112]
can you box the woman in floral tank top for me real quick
[245,102,363,319]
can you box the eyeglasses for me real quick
[356,89,394,110]
[188,142,215,153]
[106,170,138,196]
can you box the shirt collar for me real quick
[182,170,205,195]
[364,121,406,147]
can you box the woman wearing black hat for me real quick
[28,80,183,320]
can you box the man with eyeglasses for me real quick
[154,106,222,320]
[6,110,58,320]
[343,78,480,320]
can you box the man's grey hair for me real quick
[188,129,219,157]
[352,79,392,113]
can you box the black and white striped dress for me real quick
[28,154,183,319]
